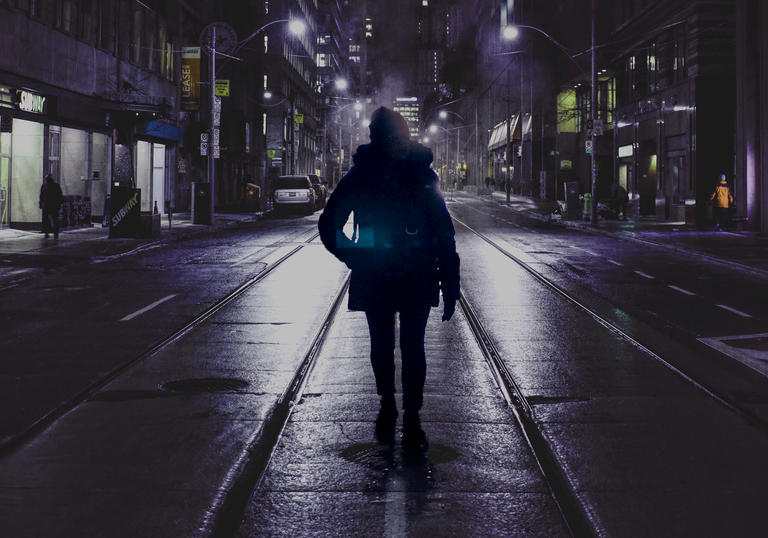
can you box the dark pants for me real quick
[365,305,431,413]
[42,209,59,237]
[714,207,728,229]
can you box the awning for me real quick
[136,120,182,142]
[487,114,533,151]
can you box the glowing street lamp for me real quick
[288,18,307,36]
[334,78,349,92]
[353,101,363,112]
[439,110,448,120]
[502,25,520,41]
[263,91,273,100]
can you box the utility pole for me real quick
[208,27,216,224]
[506,65,512,204]
[289,92,296,174]
[590,0,598,224]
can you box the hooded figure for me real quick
[318,106,460,449]
[39,173,63,239]
[709,174,734,230]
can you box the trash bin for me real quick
[191,182,211,225]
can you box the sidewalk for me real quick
[0,211,263,258]
[467,190,768,277]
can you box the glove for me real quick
[442,298,456,322]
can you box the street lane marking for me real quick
[120,294,176,321]
[570,246,598,256]
[607,259,623,266]
[715,304,753,318]
[668,285,696,296]
[634,270,655,279]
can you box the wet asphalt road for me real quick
[1,197,767,535]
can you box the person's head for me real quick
[45,173,54,183]
[720,173,727,183]
[369,107,410,156]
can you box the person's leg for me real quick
[52,209,59,239]
[365,308,397,441]
[399,305,431,448]
[42,210,49,238]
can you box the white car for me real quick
[273,175,316,213]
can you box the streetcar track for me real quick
[459,292,597,538]
[0,232,321,457]
[451,216,765,429]
[202,273,350,538]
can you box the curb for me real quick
[473,192,768,279]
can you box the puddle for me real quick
[341,442,459,468]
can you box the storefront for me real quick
[0,84,112,229]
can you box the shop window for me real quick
[143,11,156,70]
[48,125,61,181]
[57,0,77,34]
[130,4,142,65]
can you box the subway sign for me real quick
[16,90,48,114]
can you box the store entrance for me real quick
[0,132,10,227]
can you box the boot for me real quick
[374,395,398,444]
[401,411,428,450]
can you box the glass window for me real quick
[57,0,77,34]
[143,10,155,70]
[130,4,142,64]
[98,0,115,52]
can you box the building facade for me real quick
[0,0,186,228]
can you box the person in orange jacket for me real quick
[709,173,734,231]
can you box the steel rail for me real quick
[459,291,598,538]
[452,216,768,429]
[0,232,322,457]
[202,273,351,537]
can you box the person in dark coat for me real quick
[318,107,460,449]
[39,173,63,239]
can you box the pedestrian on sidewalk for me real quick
[709,173,734,231]
[39,173,63,239]
[318,107,460,450]
[610,183,629,220]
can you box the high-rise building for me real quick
[393,96,421,139]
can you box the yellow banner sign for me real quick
[181,47,200,111]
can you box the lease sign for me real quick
[181,47,201,111]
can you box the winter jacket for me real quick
[318,142,460,312]
[39,180,63,212]
[709,180,733,208]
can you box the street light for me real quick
[334,78,349,92]
[501,25,520,41]
[263,91,273,100]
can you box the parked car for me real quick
[307,174,328,208]
[273,175,316,213]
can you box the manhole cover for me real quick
[90,389,171,402]
[160,377,249,393]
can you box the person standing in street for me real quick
[710,173,734,231]
[39,173,63,239]
[318,107,460,450]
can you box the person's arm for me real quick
[426,176,460,318]
[318,171,360,268]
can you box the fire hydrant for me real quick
[581,193,592,221]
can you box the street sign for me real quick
[593,119,604,136]
[213,96,221,113]
[200,142,208,156]
[214,79,230,96]
[212,128,220,145]
[212,146,220,159]
[267,149,277,159]
[294,113,304,124]
[585,140,593,154]
[200,132,208,143]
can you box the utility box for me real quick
[191,182,211,224]
[565,181,580,220]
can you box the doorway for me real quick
[0,132,10,227]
